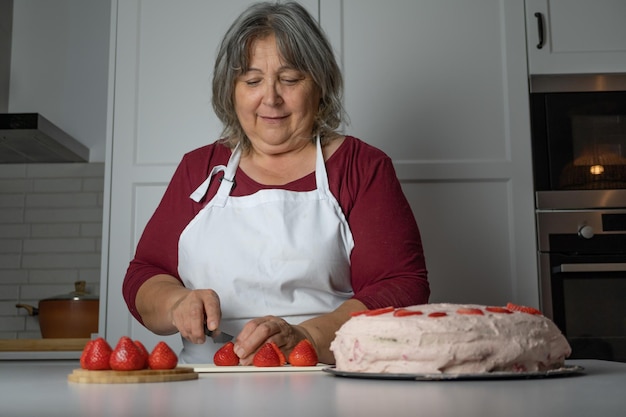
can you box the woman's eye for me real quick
[281,78,300,85]
[245,79,261,86]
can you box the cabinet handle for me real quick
[534,12,545,49]
[554,263,626,273]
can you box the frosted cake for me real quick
[330,303,571,374]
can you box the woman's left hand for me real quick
[233,316,311,365]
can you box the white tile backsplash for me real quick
[0,162,103,339]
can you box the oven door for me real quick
[530,83,626,192]
[542,252,626,362]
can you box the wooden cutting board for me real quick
[67,367,198,384]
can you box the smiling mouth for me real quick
[259,115,289,124]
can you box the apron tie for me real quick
[189,143,241,204]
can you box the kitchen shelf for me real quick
[0,338,89,352]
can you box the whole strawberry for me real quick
[148,341,178,370]
[214,341,239,366]
[288,339,318,367]
[80,339,94,369]
[253,342,284,367]
[134,340,150,364]
[81,337,112,370]
[109,336,146,371]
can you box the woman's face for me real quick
[234,35,321,154]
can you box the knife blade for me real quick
[204,324,234,343]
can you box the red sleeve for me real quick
[329,137,430,309]
[122,143,228,323]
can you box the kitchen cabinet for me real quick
[525,0,626,74]
[102,0,536,349]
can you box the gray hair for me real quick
[212,1,346,150]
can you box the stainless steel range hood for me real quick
[0,113,89,163]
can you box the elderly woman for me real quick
[123,1,429,365]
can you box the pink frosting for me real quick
[330,303,571,374]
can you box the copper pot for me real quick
[16,281,99,338]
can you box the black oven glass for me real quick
[531,91,626,191]
[549,248,626,362]
[562,276,626,361]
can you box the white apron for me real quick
[177,137,354,363]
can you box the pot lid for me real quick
[44,281,99,301]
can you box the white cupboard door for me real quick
[331,0,537,306]
[526,0,626,74]
[104,0,318,351]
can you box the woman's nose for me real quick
[263,82,283,106]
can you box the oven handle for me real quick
[555,263,626,273]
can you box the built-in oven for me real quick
[530,73,626,192]
[536,194,626,362]
[530,73,626,362]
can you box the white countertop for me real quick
[0,359,623,417]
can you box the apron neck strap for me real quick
[314,135,331,195]
[191,137,329,204]
[189,143,241,204]
[213,143,241,207]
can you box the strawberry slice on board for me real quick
[213,342,240,366]
[288,339,318,367]
[269,341,287,365]
[253,342,283,367]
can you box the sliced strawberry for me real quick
[82,337,112,370]
[109,336,147,371]
[269,341,287,365]
[134,340,150,364]
[288,339,318,367]
[253,342,282,367]
[350,310,367,317]
[485,306,513,314]
[214,341,240,366]
[148,341,178,370]
[456,307,484,315]
[364,306,394,316]
[506,302,542,315]
[393,308,424,317]
[428,312,447,318]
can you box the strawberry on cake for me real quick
[330,303,571,374]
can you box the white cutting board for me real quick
[181,364,326,373]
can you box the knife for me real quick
[204,324,234,343]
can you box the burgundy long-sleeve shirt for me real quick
[123,136,429,324]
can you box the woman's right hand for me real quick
[136,274,222,343]
[170,288,222,344]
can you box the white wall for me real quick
[8,0,111,162]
